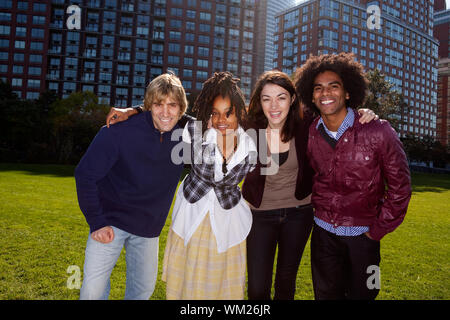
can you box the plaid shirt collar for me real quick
[316,107,354,140]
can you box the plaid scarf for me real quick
[183,120,256,210]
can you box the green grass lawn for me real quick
[0,163,448,300]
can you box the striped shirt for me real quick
[314,108,369,236]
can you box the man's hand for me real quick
[364,232,377,241]
[106,107,137,128]
[358,108,379,124]
[91,226,115,244]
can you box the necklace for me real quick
[217,135,238,177]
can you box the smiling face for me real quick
[210,95,238,136]
[312,70,350,118]
[150,95,181,132]
[260,83,294,129]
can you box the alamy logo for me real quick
[66,265,81,289]
[66,5,81,30]
[366,265,381,290]
[366,5,381,30]
[169,121,280,176]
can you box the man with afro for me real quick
[295,53,411,300]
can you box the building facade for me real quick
[434,0,449,146]
[0,1,51,100]
[254,0,298,73]
[274,0,439,139]
[0,0,261,106]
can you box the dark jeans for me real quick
[247,204,314,300]
[311,224,381,300]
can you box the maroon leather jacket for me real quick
[307,112,411,241]
[242,117,314,208]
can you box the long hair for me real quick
[247,70,300,142]
[192,71,247,134]
[294,52,368,115]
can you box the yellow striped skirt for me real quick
[162,213,246,300]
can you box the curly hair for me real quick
[294,52,368,115]
[192,71,247,134]
[247,70,300,143]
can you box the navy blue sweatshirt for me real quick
[74,112,185,238]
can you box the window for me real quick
[27,79,40,88]
[0,12,11,21]
[198,35,209,44]
[100,60,112,70]
[184,45,194,55]
[17,1,28,10]
[198,47,209,57]
[32,16,46,24]
[16,14,27,23]
[15,40,26,49]
[136,39,148,49]
[196,70,208,80]
[33,3,46,12]
[14,53,24,61]
[0,39,9,48]
[169,43,180,53]
[15,26,26,37]
[12,65,23,73]
[199,12,211,20]
[12,78,22,86]
[31,28,44,39]
[0,0,12,9]
[29,67,41,75]
[197,59,208,68]
[168,55,180,64]
[183,69,193,78]
[0,25,10,35]
[137,27,148,35]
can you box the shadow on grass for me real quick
[1,163,447,192]
[411,172,450,193]
[0,162,193,182]
[0,163,75,177]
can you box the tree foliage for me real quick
[401,135,450,168]
[1,81,109,164]
[364,69,407,132]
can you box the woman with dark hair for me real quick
[243,70,314,300]
[243,69,377,300]
[161,72,257,300]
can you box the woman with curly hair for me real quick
[161,72,257,300]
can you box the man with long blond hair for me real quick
[75,73,189,300]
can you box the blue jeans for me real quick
[79,226,159,300]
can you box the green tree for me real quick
[431,141,449,168]
[0,81,56,162]
[365,69,407,131]
[50,91,110,164]
[1,81,110,164]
